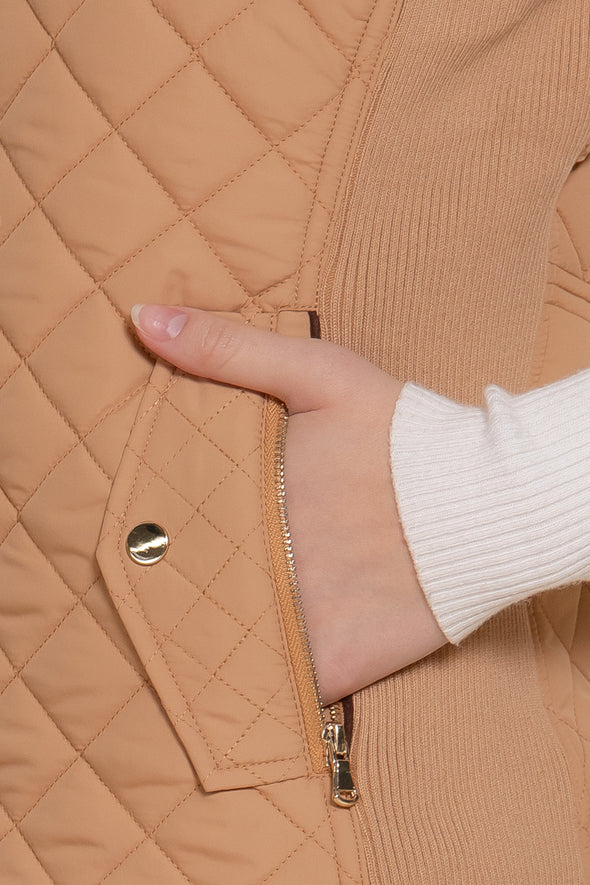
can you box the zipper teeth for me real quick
[274,407,326,736]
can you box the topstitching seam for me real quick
[106,785,199,882]
[2,3,385,858]
[149,0,342,203]
[106,371,307,773]
[2,0,89,121]
[0,519,148,694]
[315,0,394,314]
[556,208,588,276]
[0,799,57,884]
[0,46,342,255]
[1,671,193,884]
[259,786,350,874]
[294,0,359,69]
[293,0,381,306]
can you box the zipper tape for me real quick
[264,395,358,804]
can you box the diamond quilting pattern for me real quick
[0,146,36,234]
[0,50,111,200]
[26,0,87,37]
[21,760,146,885]
[0,1,51,118]
[149,0,252,48]
[27,291,151,435]
[0,679,77,820]
[57,0,192,125]
[0,364,77,509]
[121,62,269,210]
[21,606,143,749]
[97,365,310,790]
[297,0,365,60]
[0,523,73,668]
[21,445,110,595]
[0,0,380,881]
[43,134,180,279]
[199,0,349,142]
[0,209,94,355]
[194,152,326,293]
[102,219,248,316]
[83,686,196,833]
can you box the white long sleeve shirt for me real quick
[390,368,590,643]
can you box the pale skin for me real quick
[131,304,447,704]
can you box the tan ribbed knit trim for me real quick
[320,1,590,403]
[318,0,590,879]
[353,608,582,884]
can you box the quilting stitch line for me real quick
[0,1,376,876]
[258,787,354,879]
[114,509,306,775]
[0,673,198,885]
[293,0,379,303]
[148,0,341,203]
[0,796,57,884]
[113,459,277,659]
[109,371,305,777]
[0,54,344,252]
[0,523,148,692]
[161,632,302,756]
[0,673,193,884]
[120,541,304,758]
[2,0,89,120]
[154,544,276,662]
[294,0,360,68]
[96,784,199,885]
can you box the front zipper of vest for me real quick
[272,404,358,808]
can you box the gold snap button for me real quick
[126,523,169,565]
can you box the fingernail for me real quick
[131,304,188,341]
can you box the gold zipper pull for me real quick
[322,722,358,807]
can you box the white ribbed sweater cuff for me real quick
[390,371,590,644]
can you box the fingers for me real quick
[131,304,360,412]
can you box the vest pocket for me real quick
[96,309,319,792]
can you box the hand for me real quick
[131,305,447,703]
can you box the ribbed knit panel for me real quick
[352,608,582,884]
[318,0,590,881]
[320,0,590,403]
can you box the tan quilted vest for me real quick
[1,1,589,883]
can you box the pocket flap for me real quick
[96,310,315,791]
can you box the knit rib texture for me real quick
[391,370,590,644]
[318,0,590,879]
[320,2,590,405]
[352,612,582,884]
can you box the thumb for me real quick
[131,304,355,413]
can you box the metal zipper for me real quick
[274,406,358,808]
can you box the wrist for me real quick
[390,374,590,643]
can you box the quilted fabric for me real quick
[0,1,394,881]
[97,312,315,793]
